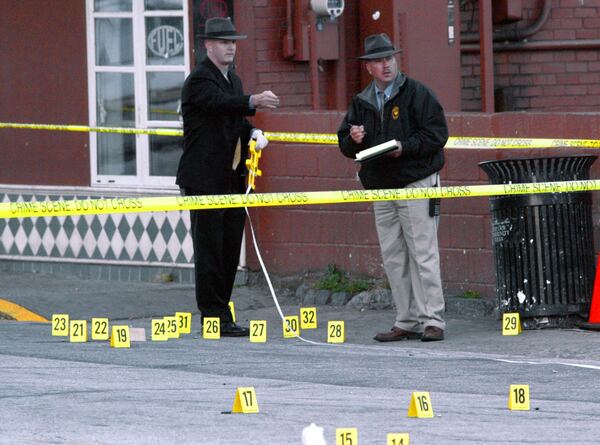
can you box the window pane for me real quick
[98,134,136,175]
[145,0,182,10]
[96,72,135,125]
[147,72,184,121]
[94,0,132,12]
[95,18,133,66]
[96,72,136,176]
[150,135,183,176]
[146,17,184,66]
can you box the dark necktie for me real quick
[379,91,385,126]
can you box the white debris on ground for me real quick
[302,423,327,445]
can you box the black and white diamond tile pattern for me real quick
[0,192,193,265]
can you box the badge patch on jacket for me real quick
[392,106,400,120]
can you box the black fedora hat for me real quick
[200,17,247,40]
[358,33,401,60]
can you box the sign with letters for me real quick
[147,25,184,58]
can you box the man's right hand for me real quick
[349,125,366,144]
[251,90,280,109]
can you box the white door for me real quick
[86,0,190,188]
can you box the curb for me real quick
[0,299,49,322]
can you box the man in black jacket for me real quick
[338,33,448,342]
[176,17,279,336]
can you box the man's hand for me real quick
[385,140,403,158]
[251,129,268,150]
[250,90,280,109]
[349,125,366,144]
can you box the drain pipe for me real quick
[309,11,321,110]
[479,0,495,112]
[282,0,295,58]
[462,39,600,52]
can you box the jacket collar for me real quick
[357,73,407,110]
[202,57,233,89]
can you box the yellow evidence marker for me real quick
[250,320,267,343]
[69,320,87,343]
[151,319,168,341]
[203,317,220,339]
[110,325,131,348]
[232,387,259,413]
[176,312,192,335]
[407,391,434,418]
[300,307,317,329]
[164,316,179,339]
[502,312,522,335]
[336,428,358,445]
[229,301,236,322]
[283,315,300,338]
[508,384,530,410]
[91,317,109,341]
[328,320,345,343]
[387,433,410,445]
[51,314,69,337]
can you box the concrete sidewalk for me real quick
[2,270,600,359]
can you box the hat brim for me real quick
[200,33,247,40]
[358,48,401,60]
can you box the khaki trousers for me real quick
[373,173,445,332]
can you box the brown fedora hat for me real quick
[200,17,247,40]
[358,33,401,60]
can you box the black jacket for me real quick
[176,57,255,193]
[338,74,448,189]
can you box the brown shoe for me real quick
[374,327,422,342]
[421,326,444,342]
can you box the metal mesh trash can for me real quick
[479,155,596,327]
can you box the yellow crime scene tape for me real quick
[2,180,599,219]
[445,137,600,149]
[2,122,600,148]
[1,121,600,219]
[0,122,183,137]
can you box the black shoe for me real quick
[221,321,250,337]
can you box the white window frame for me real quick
[85,0,190,188]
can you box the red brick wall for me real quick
[236,0,361,110]
[252,0,312,107]
[461,0,600,112]
[253,111,600,298]
[0,0,89,186]
[240,1,600,113]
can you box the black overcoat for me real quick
[176,57,255,193]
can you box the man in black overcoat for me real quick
[176,17,279,336]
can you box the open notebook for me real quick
[355,139,398,162]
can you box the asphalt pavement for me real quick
[1,271,600,444]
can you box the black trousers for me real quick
[182,186,246,322]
